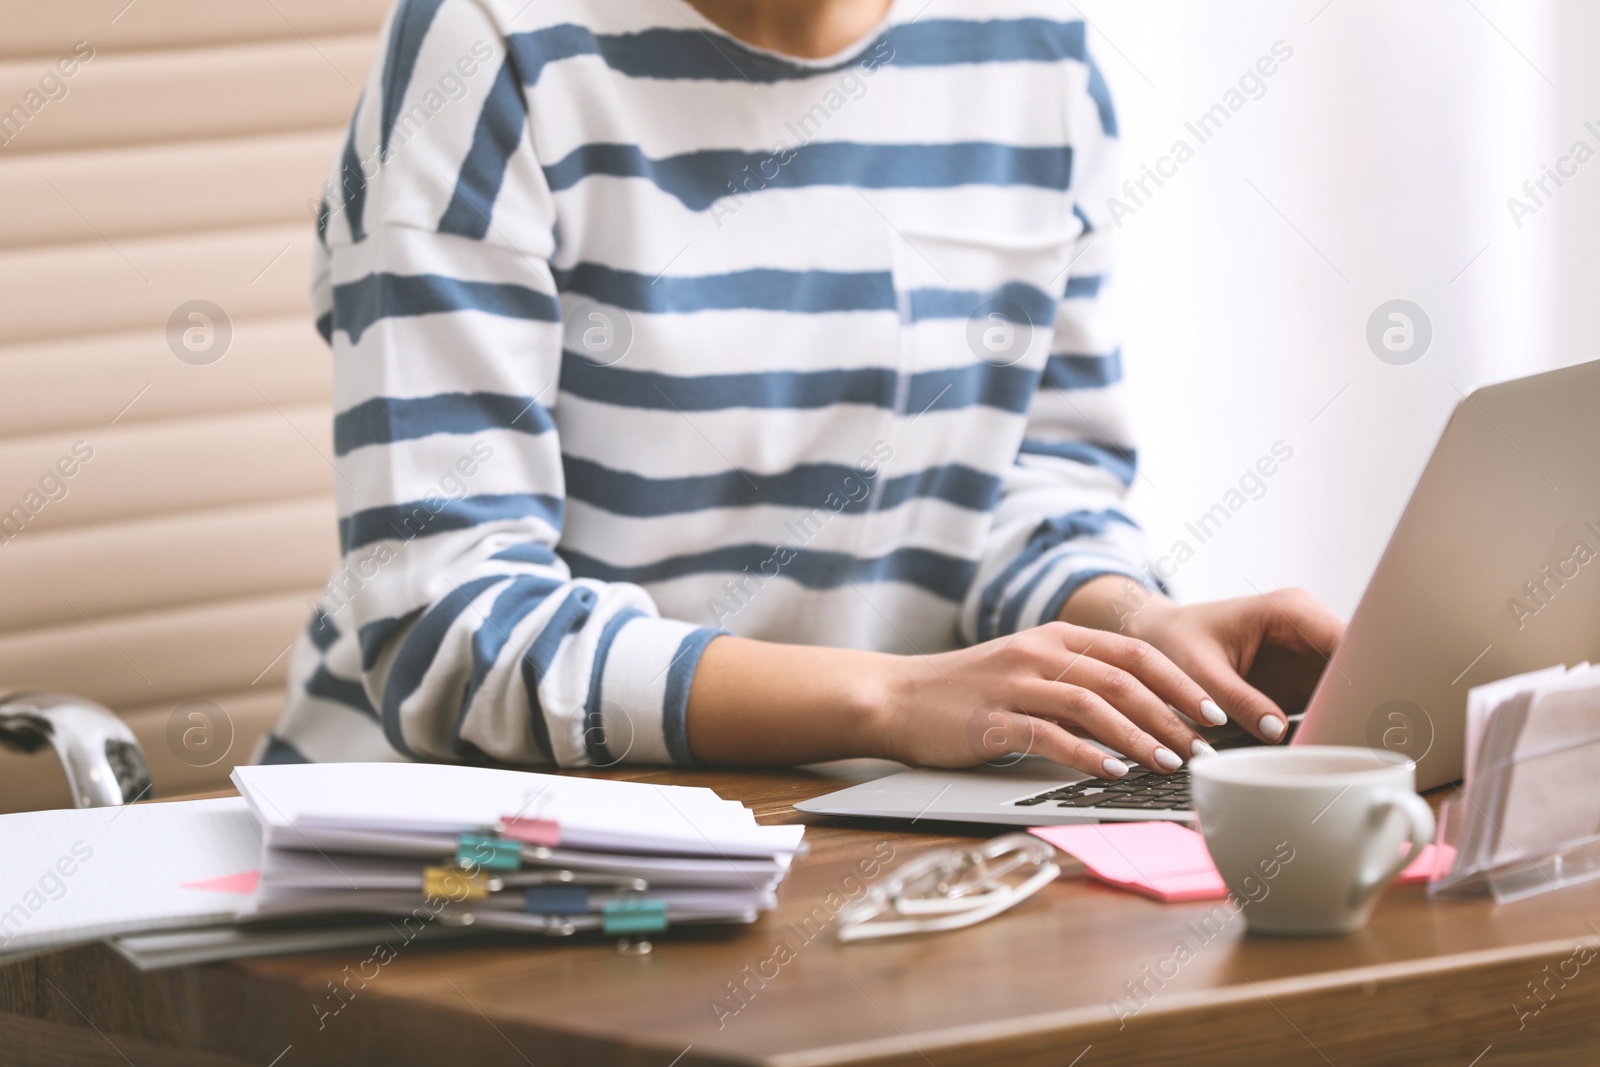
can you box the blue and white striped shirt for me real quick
[260,0,1159,769]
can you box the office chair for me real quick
[0,692,154,808]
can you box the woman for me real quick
[262,0,1345,780]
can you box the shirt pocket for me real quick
[837,221,1083,590]
[888,220,1084,378]
[879,220,1083,484]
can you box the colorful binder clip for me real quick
[524,885,589,915]
[496,816,561,847]
[423,865,501,901]
[601,897,668,935]
[456,832,522,872]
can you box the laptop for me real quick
[797,359,1600,827]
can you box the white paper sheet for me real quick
[256,843,787,891]
[233,763,806,858]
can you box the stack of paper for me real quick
[0,763,804,970]
[1431,662,1600,900]
[230,763,806,937]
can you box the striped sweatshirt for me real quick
[259,0,1160,769]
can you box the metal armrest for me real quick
[0,692,154,808]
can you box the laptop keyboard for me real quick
[1009,719,1301,811]
[1011,766,1192,811]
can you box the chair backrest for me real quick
[0,0,390,811]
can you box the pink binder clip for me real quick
[497,816,561,847]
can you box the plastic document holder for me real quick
[1429,721,1600,904]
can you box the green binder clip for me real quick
[456,832,522,872]
[601,897,668,936]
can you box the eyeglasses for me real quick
[835,833,1060,942]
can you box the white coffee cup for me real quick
[1190,746,1436,935]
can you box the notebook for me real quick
[0,797,259,956]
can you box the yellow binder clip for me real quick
[423,865,502,902]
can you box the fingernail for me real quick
[1101,756,1130,778]
[1191,738,1217,759]
[1260,716,1286,741]
[1153,747,1183,771]
[1199,699,1228,726]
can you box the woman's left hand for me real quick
[1062,577,1347,742]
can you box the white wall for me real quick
[1559,0,1600,370]
[1079,0,1566,617]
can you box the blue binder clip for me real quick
[524,885,589,915]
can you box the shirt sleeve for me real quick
[313,0,719,767]
[959,38,1162,646]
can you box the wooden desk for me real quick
[2,763,1598,1067]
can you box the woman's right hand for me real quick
[874,621,1222,778]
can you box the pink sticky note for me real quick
[1030,823,1227,902]
[180,869,261,895]
[1030,824,1441,903]
[1396,844,1441,885]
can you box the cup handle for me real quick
[1350,789,1437,908]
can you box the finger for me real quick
[1044,646,1209,765]
[994,711,1138,780]
[1076,628,1221,734]
[1256,588,1346,657]
[1045,622,1222,729]
[1182,651,1289,743]
[1016,680,1189,773]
